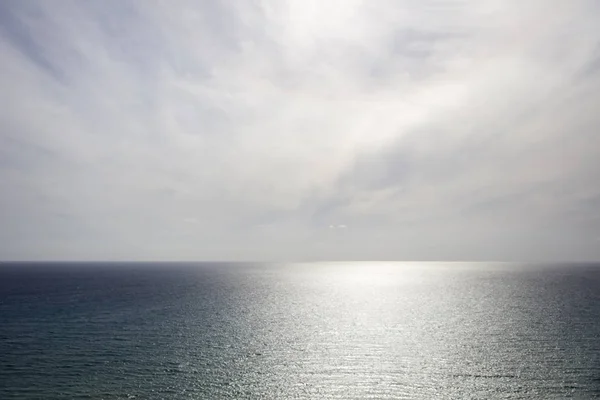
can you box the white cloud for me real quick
[1,0,599,261]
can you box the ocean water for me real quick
[1,262,599,399]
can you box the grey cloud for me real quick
[1,0,599,261]
[0,2,69,83]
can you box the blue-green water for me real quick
[1,262,599,399]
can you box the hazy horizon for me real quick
[2,260,599,266]
[1,1,600,262]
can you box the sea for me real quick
[1,262,599,399]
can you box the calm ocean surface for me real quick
[1,262,599,399]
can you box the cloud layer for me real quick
[1,0,599,261]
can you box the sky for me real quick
[1,0,599,262]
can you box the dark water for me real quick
[1,262,599,399]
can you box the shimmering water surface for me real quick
[1,262,599,399]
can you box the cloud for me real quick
[329,225,347,229]
[1,0,600,261]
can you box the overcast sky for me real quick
[1,0,599,262]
